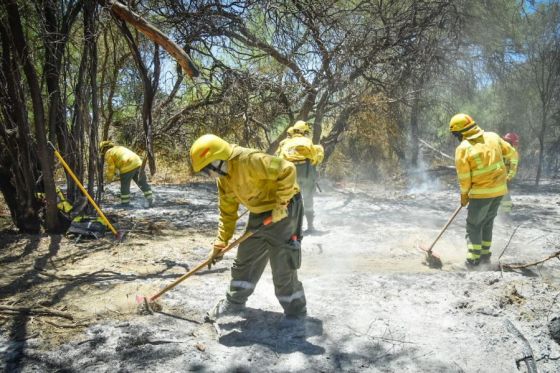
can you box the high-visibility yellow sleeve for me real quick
[501,140,519,179]
[216,178,240,246]
[313,144,324,165]
[455,145,472,194]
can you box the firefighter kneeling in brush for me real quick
[99,141,154,208]
[450,114,518,267]
[190,134,307,322]
[276,121,324,232]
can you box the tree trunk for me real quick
[322,106,358,163]
[410,90,420,167]
[5,0,61,232]
[85,1,102,203]
[535,105,547,186]
[115,17,159,175]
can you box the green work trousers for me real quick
[295,161,317,227]
[465,196,503,261]
[226,194,306,316]
[120,167,152,204]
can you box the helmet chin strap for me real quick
[204,160,228,177]
[214,160,228,176]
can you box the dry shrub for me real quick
[324,148,353,182]
[148,149,193,184]
[325,95,404,182]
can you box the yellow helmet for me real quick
[292,120,310,134]
[449,113,476,133]
[190,134,233,173]
[99,140,114,152]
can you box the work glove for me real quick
[271,203,288,223]
[506,172,515,182]
[460,193,469,207]
[208,242,226,270]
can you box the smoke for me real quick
[406,149,445,194]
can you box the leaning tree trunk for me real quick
[322,105,359,163]
[85,1,102,203]
[114,18,159,175]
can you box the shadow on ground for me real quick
[218,308,325,355]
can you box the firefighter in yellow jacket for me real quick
[276,121,324,232]
[190,134,306,322]
[450,114,518,267]
[99,141,154,208]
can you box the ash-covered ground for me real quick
[1,178,559,372]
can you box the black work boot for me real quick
[480,253,492,264]
[205,299,246,321]
[465,258,480,268]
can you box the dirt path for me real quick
[1,181,559,372]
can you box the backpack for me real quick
[66,215,108,239]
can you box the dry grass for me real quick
[147,153,193,185]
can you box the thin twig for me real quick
[419,138,454,161]
[498,223,523,261]
[0,305,74,320]
[503,250,560,270]
[498,223,523,277]
[41,319,89,329]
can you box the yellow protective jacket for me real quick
[276,134,321,165]
[313,144,324,165]
[455,129,518,199]
[104,146,142,181]
[216,146,300,245]
[504,145,519,178]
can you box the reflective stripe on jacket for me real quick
[455,131,518,199]
[276,134,319,164]
[216,146,300,245]
[104,146,142,181]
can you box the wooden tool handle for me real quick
[427,205,462,252]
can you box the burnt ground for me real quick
[0,178,559,372]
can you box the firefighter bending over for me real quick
[99,141,154,208]
[190,134,307,323]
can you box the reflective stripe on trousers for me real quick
[225,195,306,316]
[231,280,255,290]
[481,240,491,255]
[277,290,305,304]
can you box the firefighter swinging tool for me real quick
[136,216,273,314]
[419,205,462,269]
[49,141,125,241]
